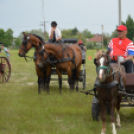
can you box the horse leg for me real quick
[71,69,76,90]
[116,95,122,128]
[38,76,44,94]
[66,67,74,91]
[45,66,51,94]
[76,81,78,92]
[56,67,62,94]
[43,70,46,91]
[100,100,106,134]
[110,100,117,134]
[36,66,45,94]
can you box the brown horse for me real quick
[36,42,82,93]
[18,32,51,94]
[94,50,126,134]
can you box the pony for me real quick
[18,32,51,94]
[36,42,82,93]
[93,50,126,134]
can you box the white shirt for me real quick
[49,28,62,39]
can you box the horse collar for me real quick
[95,80,119,89]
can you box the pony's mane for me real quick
[32,34,45,43]
[95,50,106,59]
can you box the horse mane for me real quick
[95,50,106,59]
[32,34,45,44]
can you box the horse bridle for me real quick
[96,54,121,78]
[20,36,35,53]
[95,54,111,77]
[20,36,35,62]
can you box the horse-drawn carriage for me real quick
[0,42,11,83]
[19,33,86,93]
[87,54,134,121]
[79,50,134,134]
[50,38,86,90]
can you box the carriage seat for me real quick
[126,63,134,86]
[61,38,77,44]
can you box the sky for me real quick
[0,0,134,37]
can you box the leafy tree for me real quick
[0,29,5,44]
[18,29,48,42]
[62,29,73,38]
[71,27,78,36]
[110,29,118,39]
[85,41,94,49]
[0,28,13,47]
[103,33,110,48]
[5,28,13,46]
[82,29,94,38]
[122,15,134,40]
[30,29,46,40]
[74,32,86,45]
[14,38,21,46]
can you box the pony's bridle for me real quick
[96,55,111,77]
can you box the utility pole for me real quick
[101,25,103,50]
[42,0,46,38]
[119,0,121,25]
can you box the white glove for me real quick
[118,56,124,63]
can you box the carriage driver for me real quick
[108,25,134,73]
[84,25,134,96]
[49,21,62,43]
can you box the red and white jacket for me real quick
[108,37,134,60]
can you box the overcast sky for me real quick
[0,0,134,37]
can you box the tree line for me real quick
[0,15,134,49]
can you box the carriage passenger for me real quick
[78,39,84,49]
[49,21,62,43]
[108,25,134,73]
[78,39,87,52]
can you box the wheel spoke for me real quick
[4,71,9,78]
[0,57,11,83]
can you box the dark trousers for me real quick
[110,59,133,73]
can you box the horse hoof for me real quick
[38,91,41,94]
[116,125,121,129]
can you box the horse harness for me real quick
[38,44,76,66]
[94,55,125,97]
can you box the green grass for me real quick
[0,50,134,134]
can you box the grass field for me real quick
[0,50,134,134]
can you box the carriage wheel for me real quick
[0,57,11,83]
[91,96,100,121]
[91,96,111,121]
